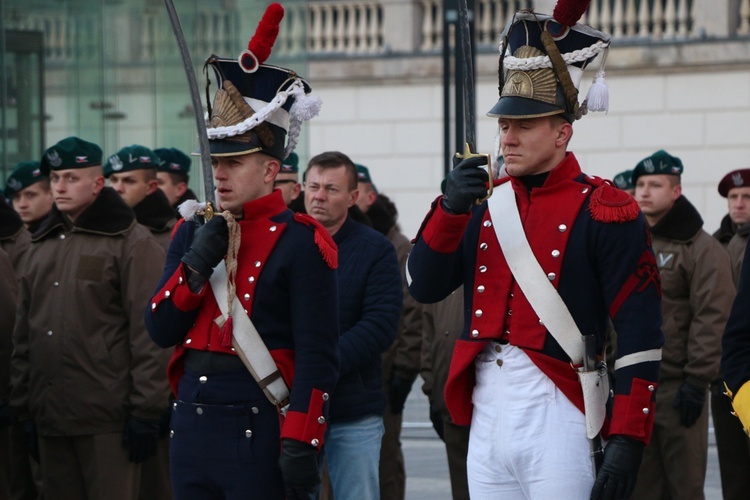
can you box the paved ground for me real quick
[400,378,723,500]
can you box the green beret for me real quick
[280,152,299,174]
[355,164,378,194]
[41,136,103,174]
[612,169,634,190]
[104,145,161,178]
[154,148,191,177]
[4,161,46,197]
[632,150,683,184]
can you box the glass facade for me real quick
[1,0,310,196]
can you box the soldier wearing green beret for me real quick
[105,145,177,252]
[354,164,378,214]
[632,149,735,498]
[10,136,170,500]
[153,148,198,215]
[4,161,54,233]
[273,152,302,207]
[612,169,635,196]
[104,144,175,498]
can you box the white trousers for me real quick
[467,343,595,500]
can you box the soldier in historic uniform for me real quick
[406,6,663,499]
[631,150,735,499]
[105,145,177,252]
[154,147,198,214]
[10,136,168,500]
[145,5,339,498]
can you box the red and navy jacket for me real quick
[407,153,664,444]
[722,240,750,398]
[145,190,340,449]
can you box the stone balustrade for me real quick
[6,1,750,65]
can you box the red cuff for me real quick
[608,378,657,444]
[280,388,329,450]
[150,263,205,313]
[421,198,471,253]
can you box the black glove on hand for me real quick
[441,155,490,215]
[278,438,320,499]
[429,402,445,441]
[388,374,414,414]
[673,381,706,427]
[591,435,645,500]
[122,416,160,463]
[20,419,40,463]
[181,216,229,278]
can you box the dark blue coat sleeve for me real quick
[722,241,750,394]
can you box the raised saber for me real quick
[455,0,492,203]
[163,0,215,209]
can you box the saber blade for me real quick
[163,0,215,206]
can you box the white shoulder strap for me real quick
[487,182,584,365]
[210,261,291,408]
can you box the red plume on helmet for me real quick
[552,0,592,27]
[238,3,285,73]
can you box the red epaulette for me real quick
[171,218,186,239]
[585,176,640,223]
[293,213,338,269]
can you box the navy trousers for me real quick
[170,369,284,499]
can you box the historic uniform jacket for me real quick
[146,190,340,449]
[407,153,664,443]
[10,188,169,435]
[649,196,734,388]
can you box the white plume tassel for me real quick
[178,199,205,221]
[584,46,610,113]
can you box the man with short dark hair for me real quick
[632,150,735,498]
[10,136,168,500]
[5,161,53,233]
[305,151,402,500]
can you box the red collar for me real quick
[239,190,288,221]
[503,152,582,190]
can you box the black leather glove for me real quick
[20,419,40,463]
[181,216,229,278]
[673,381,706,428]
[278,438,320,499]
[122,416,160,463]
[441,155,490,215]
[388,374,414,414]
[590,435,645,500]
[429,401,445,441]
